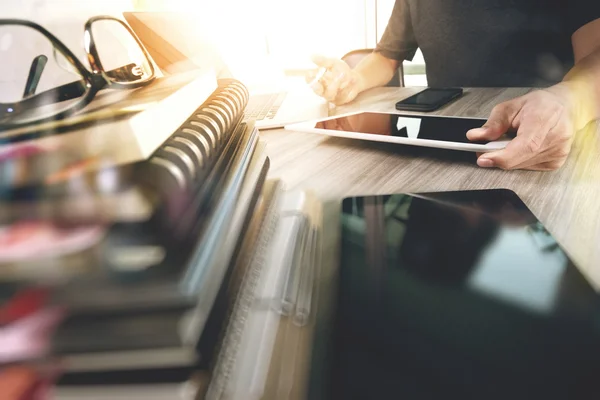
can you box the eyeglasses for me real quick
[0,16,155,132]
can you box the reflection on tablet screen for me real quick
[320,189,600,400]
[315,113,489,144]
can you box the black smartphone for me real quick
[395,87,463,112]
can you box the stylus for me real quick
[308,67,327,89]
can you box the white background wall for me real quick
[135,0,384,67]
[0,1,136,99]
[2,0,426,88]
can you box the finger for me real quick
[310,54,337,69]
[479,137,555,170]
[323,73,344,102]
[310,80,325,97]
[305,70,317,85]
[305,69,326,96]
[334,85,359,105]
[467,99,524,141]
[332,71,359,103]
[478,108,556,169]
[338,74,352,91]
[334,86,353,105]
[504,147,555,170]
[476,137,534,169]
[319,68,347,101]
[476,134,539,169]
[309,69,338,100]
[481,122,571,171]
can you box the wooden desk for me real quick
[262,86,600,289]
[250,87,600,399]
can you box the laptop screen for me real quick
[317,189,600,400]
[123,12,232,78]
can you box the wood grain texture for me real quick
[260,87,600,290]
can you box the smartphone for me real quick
[395,88,463,112]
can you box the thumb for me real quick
[467,99,523,141]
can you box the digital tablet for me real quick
[317,189,599,400]
[285,111,510,152]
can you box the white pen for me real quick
[308,66,328,89]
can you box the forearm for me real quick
[562,48,600,129]
[353,52,399,92]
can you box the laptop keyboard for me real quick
[245,92,287,121]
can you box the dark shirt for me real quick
[375,0,600,87]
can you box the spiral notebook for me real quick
[0,74,267,320]
[207,186,323,400]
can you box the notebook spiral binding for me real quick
[137,79,251,219]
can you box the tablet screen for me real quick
[319,189,600,400]
[315,113,488,144]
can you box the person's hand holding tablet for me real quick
[466,85,586,171]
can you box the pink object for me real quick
[0,308,64,364]
[0,221,105,263]
[0,144,55,162]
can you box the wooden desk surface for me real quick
[261,86,600,290]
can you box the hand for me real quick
[305,55,364,105]
[467,84,576,171]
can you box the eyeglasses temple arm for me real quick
[22,55,48,98]
[8,80,89,116]
[1,63,143,117]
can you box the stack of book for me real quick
[0,70,281,399]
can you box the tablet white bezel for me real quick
[285,111,509,153]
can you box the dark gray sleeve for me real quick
[374,0,418,61]
[567,1,600,34]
